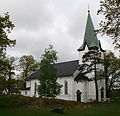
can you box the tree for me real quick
[0,52,8,95]
[0,75,6,95]
[38,45,62,98]
[5,56,16,94]
[102,52,120,97]
[0,12,16,52]
[78,49,103,101]
[0,52,7,77]
[19,55,39,81]
[0,12,16,94]
[97,0,120,49]
[0,56,16,95]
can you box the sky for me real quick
[0,0,119,62]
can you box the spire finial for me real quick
[88,4,90,13]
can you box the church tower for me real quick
[78,10,104,64]
[76,10,106,102]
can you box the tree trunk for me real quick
[105,66,109,98]
[8,72,11,95]
[95,63,99,101]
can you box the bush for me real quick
[110,97,120,102]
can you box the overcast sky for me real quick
[0,0,119,62]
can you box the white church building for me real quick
[21,11,106,102]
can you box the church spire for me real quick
[78,11,104,51]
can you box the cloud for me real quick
[0,0,119,63]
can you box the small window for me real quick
[34,82,37,95]
[64,80,68,95]
[25,90,27,95]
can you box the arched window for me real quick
[34,82,37,95]
[64,80,68,95]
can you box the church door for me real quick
[76,90,82,102]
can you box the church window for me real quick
[34,82,37,95]
[64,80,68,95]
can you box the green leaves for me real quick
[0,12,16,51]
[103,52,120,97]
[0,56,17,95]
[97,0,120,49]
[19,55,39,81]
[77,49,103,101]
[38,45,62,98]
[82,49,103,74]
[0,12,16,94]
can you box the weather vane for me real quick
[88,4,90,12]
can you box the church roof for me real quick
[27,60,79,80]
[78,11,104,51]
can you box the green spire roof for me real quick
[78,11,104,51]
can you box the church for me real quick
[21,11,106,102]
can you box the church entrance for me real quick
[76,90,82,102]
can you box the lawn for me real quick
[0,103,120,116]
[0,95,120,116]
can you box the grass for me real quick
[68,106,120,116]
[0,104,120,116]
[0,95,84,109]
[0,95,34,108]
[0,95,120,116]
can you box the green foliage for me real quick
[0,76,6,94]
[0,12,16,51]
[109,89,120,102]
[78,49,103,101]
[97,0,120,49]
[19,55,39,81]
[5,56,16,94]
[0,13,16,93]
[38,45,62,98]
[110,89,120,97]
[15,80,25,90]
[0,56,17,95]
[101,52,120,97]
[81,49,103,77]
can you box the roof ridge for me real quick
[55,59,79,65]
